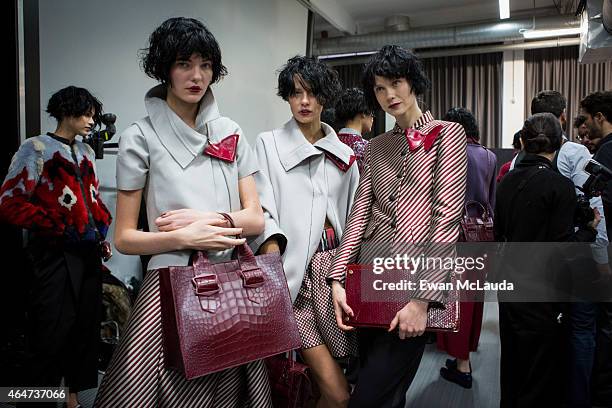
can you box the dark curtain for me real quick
[331,52,503,147]
[421,52,503,148]
[524,45,612,141]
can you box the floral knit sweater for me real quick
[0,133,112,244]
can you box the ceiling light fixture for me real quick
[520,27,581,38]
[499,0,510,19]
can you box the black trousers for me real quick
[349,328,426,408]
[498,302,567,408]
[23,242,101,398]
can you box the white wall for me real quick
[501,50,526,148]
[38,0,308,283]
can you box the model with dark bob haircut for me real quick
[329,45,467,407]
[335,87,373,174]
[46,85,103,126]
[443,107,479,141]
[361,44,430,110]
[277,55,341,108]
[254,54,359,407]
[335,87,372,126]
[95,17,272,407]
[140,17,227,84]
[0,85,112,408]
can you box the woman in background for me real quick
[437,107,497,389]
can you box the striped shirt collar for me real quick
[391,110,435,135]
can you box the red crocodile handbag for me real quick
[345,264,460,332]
[159,214,301,379]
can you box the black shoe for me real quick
[440,366,473,389]
[445,358,472,372]
[445,358,457,370]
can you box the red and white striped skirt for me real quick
[94,269,272,408]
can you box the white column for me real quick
[502,50,525,148]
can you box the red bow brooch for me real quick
[203,134,239,162]
[405,124,444,152]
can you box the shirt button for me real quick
[389,194,396,202]
[390,217,397,228]
[400,148,408,156]
[396,172,402,179]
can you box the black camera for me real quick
[84,113,117,159]
[575,159,612,226]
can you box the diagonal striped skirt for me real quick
[94,269,272,408]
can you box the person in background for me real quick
[510,90,568,171]
[574,115,595,151]
[322,107,339,132]
[495,113,599,408]
[581,91,612,408]
[94,17,270,407]
[335,87,374,174]
[253,56,359,407]
[329,45,467,408]
[437,107,496,389]
[496,131,521,183]
[0,86,112,408]
[521,90,608,407]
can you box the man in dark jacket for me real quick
[581,91,612,407]
[584,92,612,235]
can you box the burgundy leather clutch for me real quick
[159,215,301,380]
[345,264,460,332]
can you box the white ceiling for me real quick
[314,0,579,37]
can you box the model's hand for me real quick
[331,280,355,331]
[178,219,245,250]
[389,300,428,339]
[155,209,226,232]
[258,239,280,254]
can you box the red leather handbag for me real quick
[265,352,315,408]
[459,201,494,242]
[345,264,460,332]
[158,214,301,380]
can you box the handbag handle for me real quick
[189,212,265,298]
[464,200,490,219]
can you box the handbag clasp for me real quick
[191,274,220,296]
[239,267,264,288]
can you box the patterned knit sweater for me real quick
[0,133,112,244]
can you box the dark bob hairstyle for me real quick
[443,107,479,141]
[361,45,430,111]
[334,88,372,127]
[520,112,562,154]
[46,86,103,126]
[277,56,341,109]
[140,17,227,85]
